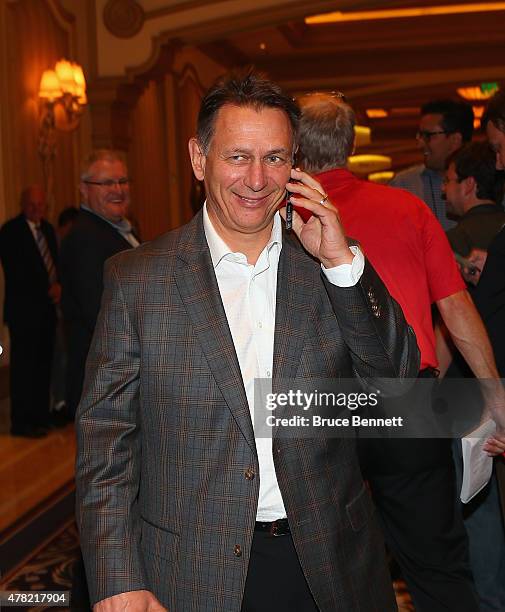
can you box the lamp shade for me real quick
[348,154,392,175]
[55,59,76,94]
[39,70,62,101]
[368,171,395,184]
[72,63,86,100]
[457,84,499,101]
[354,126,371,147]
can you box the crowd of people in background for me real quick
[1,73,505,612]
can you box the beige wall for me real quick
[128,45,225,240]
[0,1,228,240]
[0,0,93,224]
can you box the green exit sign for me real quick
[481,83,499,94]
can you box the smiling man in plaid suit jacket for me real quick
[76,71,419,612]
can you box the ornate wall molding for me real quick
[103,0,145,39]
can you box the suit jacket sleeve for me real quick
[75,257,146,604]
[61,232,112,332]
[324,258,420,385]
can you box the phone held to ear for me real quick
[279,191,313,229]
[285,195,293,230]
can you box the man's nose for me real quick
[244,160,267,192]
[496,152,504,171]
[108,182,126,197]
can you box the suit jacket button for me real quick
[245,468,255,480]
[234,544,242,557]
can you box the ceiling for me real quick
[196,0,505,173]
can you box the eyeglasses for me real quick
[416,130,447,142]
[83,178,130,188]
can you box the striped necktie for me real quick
[35,225,57,284]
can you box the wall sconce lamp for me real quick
[38,59,87,212]
[39,59,87,128]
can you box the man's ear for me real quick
[79,180,88,203]
[189,138,206,181]
[462,175,476,197]
[448,132,463,153]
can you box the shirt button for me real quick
[266,370,271,377]
[234,544,242,557]
[258,321,263,328]
[244,467,255,480]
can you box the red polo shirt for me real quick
[317,168,465,369]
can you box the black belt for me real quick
[255,518,290,536]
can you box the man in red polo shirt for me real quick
[296,93,505,612]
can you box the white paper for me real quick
[460,419,496,504]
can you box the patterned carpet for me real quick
[1,521,79,611]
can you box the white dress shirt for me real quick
[26,217,42,242]
[203,204,364,520]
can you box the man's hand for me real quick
[281,168,353,268]
[483,431,505,456]
[437,291,505,456]
[461,249,487,285]
[479,379,505,456]
[48,281,61,304]
[93,590,167,612]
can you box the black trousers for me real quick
[361,438,479,612]
[8,316,55,431]
[241,529,319,612]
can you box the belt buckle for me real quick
[270,519,287,537]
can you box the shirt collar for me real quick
[203,202,282,269]
[25,218,39,230]
[81,204,133,234]
[421,166,443,181]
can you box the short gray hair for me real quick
[80,149,127,180]
[297,93,355,173]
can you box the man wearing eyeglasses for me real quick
[391,100,474,230]
[60,149,139,421]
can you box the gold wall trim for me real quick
[145,0,237,21]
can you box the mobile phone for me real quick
[280,180,314,227]
[285,194,293,230]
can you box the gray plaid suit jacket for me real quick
[76,211,419,611]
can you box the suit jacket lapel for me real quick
[19,215,48,275]
[273,236,316,383]
[174,213,256,453]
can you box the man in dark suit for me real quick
[0,185,60,437]
[76,72,419,612]
[60,150,138,420]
